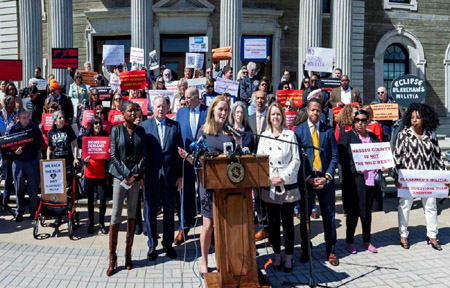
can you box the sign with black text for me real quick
[391,74,426,107]
[52,48,78,69]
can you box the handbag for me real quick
[375,171,387,190]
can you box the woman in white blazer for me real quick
[257,102,300,273]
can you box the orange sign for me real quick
[371,103,399,121]
[119,70,146,90]
[79,70,98,86]
[276,90,303,107]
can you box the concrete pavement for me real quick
[2,195,450,287]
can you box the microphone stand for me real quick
[247,130,328,288]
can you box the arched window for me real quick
[383,44,409,92]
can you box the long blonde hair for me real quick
[201,95,229,135]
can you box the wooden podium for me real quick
[199,155,271,288]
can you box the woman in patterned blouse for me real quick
[393,103,450,250]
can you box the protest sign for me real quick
[82,136,111,160]
[165,81,178,92]
[370,103,399,121]
[397,170,450,198]
[79,71,98,86]
[276,90,303,107]
[285,111,297,128]
[305,47,334,73]
[40,159,67,202]
[94,86,111,101]
[212,47,232,61]
[102,121,111,134]
[215,78,239,97]
[320,78,341,95]
[82,110,95,127]
[241,37,269,61]
[350,142,395,171]
[109,74,120,90]
[103,45,125,66]
[188,78,206,96]
[120,70,146,90]
[130,47,145,64]
[189,36,208,52]
[391,74,426,107]
[149,50,159,70]
[36,79,47,90]
[185,53,204,69]
[148,90,175,109]
[130,98,149,115]
[52,48,78,69]
[0,128,34,152]
[41,113,53,131]
[0,60,22,81]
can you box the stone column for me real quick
[220,0,242,79]
[332,0,352,78]
[298,0,322,82]
[131,0,153,69]
[50,0,73,86]
[19,0,42,85]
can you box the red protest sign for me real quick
[285,111,297,128]
[276,90,303,107]
[52,48,78,69]
[120,70,146,90]
[102,121,112,134]
[130,98,148,115]
[41,113,54,131]
[0,60,22,81]
[82,110,95,127]
[82,136,111,160]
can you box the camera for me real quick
[284,25,289,31]
[223,142,234,156]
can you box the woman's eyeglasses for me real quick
[93,121,102,125]
[95,111,104,115]
[92,94,99,96]
[207,85,214,88]
[261,83,268,86]
[354,118,368,123]
[48,109,55,113]
[114,98,122,101]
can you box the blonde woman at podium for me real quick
[257,102,300,273]
[178,95,233,276]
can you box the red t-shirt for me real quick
[108,109,125,126]
[85,159,106,179]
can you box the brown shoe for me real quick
[311,211,320,219]
[125,219,136,270]
[328,253,339,266]
[254,230,268,241]
[174,230,185,246]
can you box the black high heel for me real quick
[426,237,442,251]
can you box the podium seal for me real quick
[227,161,245,184]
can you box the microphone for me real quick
[224,123,243,138]
[241,147,251,155]
[186,135,204,158]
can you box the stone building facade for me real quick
[0,0,449,115]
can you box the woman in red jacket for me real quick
[362,105,383,142]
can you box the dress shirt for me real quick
[340,86,352,104]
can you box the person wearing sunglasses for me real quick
[338,110,381,255]
[77,89,102,133]
[46,79,74,124]
[371,86,396,142]
[203,78,219,105]
[68,71,88,104]
[108,93,125,126]
[153,76,166,90]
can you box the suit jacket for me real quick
[248,111,267,146]
[329,86,361,108]
[239,62,266,102]
[294,121,339,180]
[176,104,208,150]
[141,117,183,187]
[109,124,146,181]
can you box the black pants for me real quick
[266,201,295,255]
[254,188,269,230]
[85,178,107,225]
[346,185,376,244]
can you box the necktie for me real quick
[312,124,321,171]
[157,122,164,148]
[257,114,261,134]
[190,109,197,137]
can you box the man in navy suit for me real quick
[142,96,183,260]
[174,87,208,245]
[294,98,340,266]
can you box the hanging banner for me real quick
[189,36,208,52]
[398,169,450,198]
[0,60,22,81]
[350,142,395,171]
[276,90,303,107]
[82,136,111,160]
[52,48,78,69]
[119,70,146,90]
[305,47,335,73]
[130,47,145,65]
[103,45,125,66]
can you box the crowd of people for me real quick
[0,57,447,277]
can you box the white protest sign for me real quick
[189,36,208,52]
[109,74,120,90]
[350,142,395,171]
[398,170,450,198]
[130,47,144,65]
[243,38,268,60]
[103,45,125,66]
[187,78,206,96]
[165,81,178,92]
[149,50,159,70]
[215,77,239,98]
[42,160,65,195]
[305,47,335,73]
[185,53,204,69]
[36,79,47,90]
[147,90,175,110]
